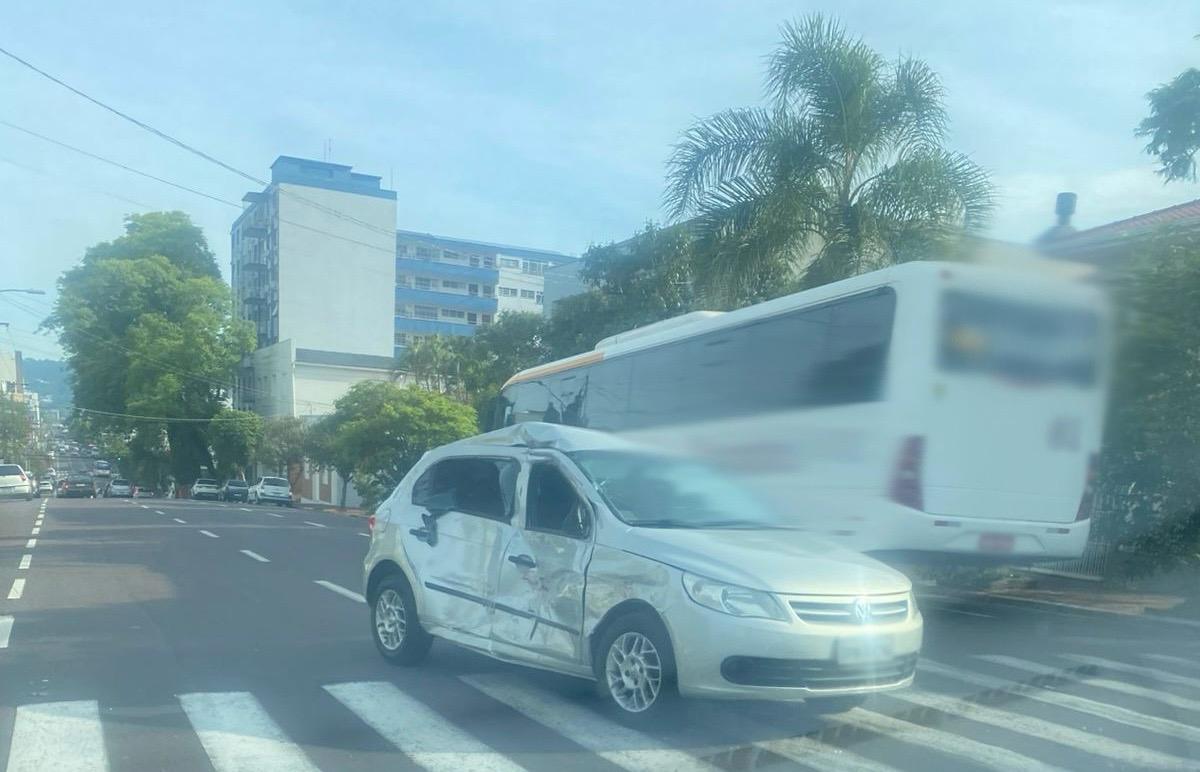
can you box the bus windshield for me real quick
[567,450,788,529]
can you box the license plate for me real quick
[979,533,1015,553]
[836,637,893,666]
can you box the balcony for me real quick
[394,318,477,336]
[395,287,497,313]
[395,257,497,284]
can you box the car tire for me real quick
[593,610,679,724]
[806,695,868,714]
[370,574,432,665]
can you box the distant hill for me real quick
[21,358,73,411]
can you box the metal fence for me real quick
[1029,538,1112,582]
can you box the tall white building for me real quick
[231,157,400,419]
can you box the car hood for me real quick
[616,527,910,596]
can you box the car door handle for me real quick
[507,554,537,569]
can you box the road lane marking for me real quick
[303,521,327,528]
[240,550,270,563]
[1146,653,1200,671]
[0,615,12,649]
[155,510,165,515]
[19,554,31,570]
[358,532,370,537]
[141,504,149,508]
[922,659,1200,745]
[325,681,527,772]
[462,674,718,772]
[30,526,40,535]
[834,707,1063,772]
[179,691,319,772]
[7,700,108,772]
[199,530,219,539]
[173,518,187,524]
[8,579,25,600]
[984,655,1200,714]
[889,687,1196,770]
[265,512,285,518]
[1061,654,1200,691]
[25,538,36,549]
[239,507,252,512]
[753,734,898,772]
[314,580,365,604]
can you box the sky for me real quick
[2,0,1198,360]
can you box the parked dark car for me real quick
[221,479,250,502]
[59,474,96,499]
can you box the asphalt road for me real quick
[1,495,1198,771]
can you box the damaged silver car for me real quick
[363,423,922,722]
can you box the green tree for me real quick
[1138,66,1200,182]
[0,394,32,465]
[45,213,254,484]
[309,382,477,509]
[208,408,263,480]
[258,416,309,490]
[666,15,993,304]
[1099,227,1200,575]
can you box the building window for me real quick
[499,287,518,297]
[520,289,536,299]
[395,332,408,346]
[416,246,434,259]
[483,285,494,297]
[442,280,464,290]
[442,250,460,261]
[522,260,545,275]
[536,292,544,304]
[499,257,520,269]
[414,305,438,320]
[442,309,466,320]
[395,304,412,317]
[467,312,478,325]
[396,275,411,288]
[483,256,495,268]
[415,277,432,291]
[468,283,478,296]
[469,256,480,267]
[481,314,493,324]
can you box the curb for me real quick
[919,589,1200,630]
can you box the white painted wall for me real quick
[276,183,396,357]
[496,265,545,315]
[292,363,400,418]
[247,340,295,418]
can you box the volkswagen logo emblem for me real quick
[852,597,872,624]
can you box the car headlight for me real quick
[681,572,789,621]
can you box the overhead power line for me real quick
[73,406,259,423]
[0,45,397,240]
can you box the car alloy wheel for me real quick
[374,588,407,651]
[604,631,663,713]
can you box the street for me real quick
[1,496,1198,772]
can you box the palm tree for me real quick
[666,15,994,304]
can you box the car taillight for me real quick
[889,435,925,511]
[19,472,26,481]
[1075,453,1098,522]
[367,514,376,531]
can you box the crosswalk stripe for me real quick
[7,700,108,771]
[179,691,319,772]
[199,530,219,538]
[978,655,1200,713]
[922,659,1200,744]
[314,580,365,603]
[1146,653,1200,671]
[173,518,187,524]
[325,681,527,772]
[462,674,718,772]
[754,733,900,772]
[0,615,12,648]
[889,687,1197,770]
[240,549,270,563]
[1062,654,1200,691]
[835,707,1063,772]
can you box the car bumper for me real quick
[663,595,923,701]
[0,487,31,499]
[256,493,291,504]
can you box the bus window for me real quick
[581,357,632,430]
[807,289,895,405]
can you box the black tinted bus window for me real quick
[582,357,633,430]
[807,289,896,405]
[508,380,551,424]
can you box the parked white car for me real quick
[363,423,923,723]
[0,464,34,500]
[249,476,292,506]
[190,478,221,500]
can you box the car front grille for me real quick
[787,594,910,624]
[721,654,918,689]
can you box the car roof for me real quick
[441,422,643,455]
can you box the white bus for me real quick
[495,261,1110,562]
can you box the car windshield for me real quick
[262,477,288,487]
[567,450,788,529]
